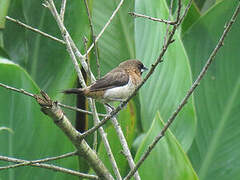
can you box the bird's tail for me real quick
[62,88,84,95]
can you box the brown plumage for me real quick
[62,59,148,103]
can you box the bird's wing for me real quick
[89,68,129,91]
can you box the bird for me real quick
[62,59,148,104]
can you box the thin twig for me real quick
[0,82,35,97]
[0,83,105,117]
[176,0,182,22]
[128,12,176,25]
[124,2,240,180]
[60,0,67,22]
[106,107,140,180]
[0,151,77,170]
[83,0,101,79]
[85,0,124,56]
[163,0,174,46]
[5,16,65,44]
[0,155,98,179]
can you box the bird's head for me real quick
[119,59,148,75]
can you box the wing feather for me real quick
[89,68,129,91]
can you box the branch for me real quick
[0,155,98,179]
[35,90,114,180]
[0,83,104,117]
[128,12,176,25]
[0,151,77,170]
[124,2,240,180]
[59,102,106,117]
[106,107,141,180]
[5,16,65,44]
[84,0,124,56]
[60,0,67,22]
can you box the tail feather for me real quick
[62,88,84,95]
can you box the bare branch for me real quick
[106,107,141,180]
[0,83,105,117]
[85,0,124,56]
[0,155,98,179]
[58,102,106,117]
[0,151,77,170]
[0,82,35,97]
[124,2,240,180]
[36,90,114,180]
[60,0,67,22]
[128,12,176,25]
[5,16,65,44]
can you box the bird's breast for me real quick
[103,77,137,102]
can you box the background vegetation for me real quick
[0,0,239,179]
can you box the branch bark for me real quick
[35,91,114,180]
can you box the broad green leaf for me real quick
[135,0,196,151]
[0,59,78,180]
[201,0,216,13]
[194,0,216,12]
[92,0,135,75]
[181,1,201,35]
[0,0,10,29]
[3,0,90,97]
[97,101,138,177]
[182,1,240,179]
[134,111,198,180]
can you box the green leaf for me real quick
[92,0,135,76]
[0,0,10,28]
[135,111,198,180]
[181,1,201,35]
[135,0,196,151]
[182,1,240,179]
[0,58,78,180]
[97,101,138,177]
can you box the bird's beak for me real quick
[141,66,148,73]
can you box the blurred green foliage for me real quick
[0,0,239,179]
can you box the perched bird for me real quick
[62,59,148,103]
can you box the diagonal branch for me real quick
[124,2,240,180]
[128,12,176,25]
[35,90,114,180]
[60,0,67,22]
[5,16,65,44]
